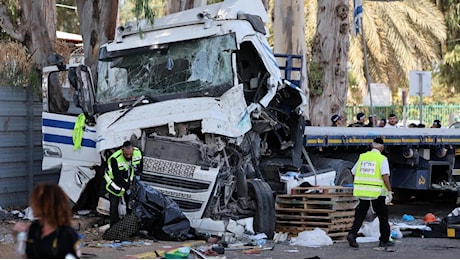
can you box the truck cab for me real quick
[41,0,307,238]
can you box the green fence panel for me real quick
[346,105,460,128]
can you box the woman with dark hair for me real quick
[13,183,81,259]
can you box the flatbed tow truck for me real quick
[301,126,460,202]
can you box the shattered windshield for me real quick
[96,33,236,103]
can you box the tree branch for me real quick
[0,4,25,42]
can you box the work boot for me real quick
[347,233,359,248]
[378,240,395,247]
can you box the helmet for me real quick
[423,213,436,223]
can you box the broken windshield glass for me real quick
[96,33,237,104]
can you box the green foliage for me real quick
[27,68,41,96]
[56,0,80,34]
[119,0,166,26]
[0,65,39,89]
[0,1,20,40]
[134,0,157,25]
[437,44,460,92]
[308,61,324,96]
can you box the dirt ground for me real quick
[1,194,460,259]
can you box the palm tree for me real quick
[305,0,447,121]
[348,0,446,104]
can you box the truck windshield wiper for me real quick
[108,95,146,128]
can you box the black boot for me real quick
[347,233,359,248]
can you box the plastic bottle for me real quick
[15,231,27,256]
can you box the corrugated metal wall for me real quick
[0,86,59,209]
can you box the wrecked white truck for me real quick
[41,0,308,238]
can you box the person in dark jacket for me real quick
[104,140,143,226]
[13,183,81,259]
[348,112,366,127]
[431,119,441,128]
[331,114,343,127]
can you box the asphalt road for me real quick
[1,194,459,259]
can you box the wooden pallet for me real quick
[275,186,357,241]
[290,186,354,196]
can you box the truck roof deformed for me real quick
[41,0,460,239]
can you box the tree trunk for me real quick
[167,0,207,14]
[272,0,309,120]
[309,0,349,126]
[76,0,118,86]
[261,0,269,11]
[41,0,57,43]
[22,0,69,113]
[22,0,54,69]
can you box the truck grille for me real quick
[144,157,196,178]
[140,156,219,219]
[140,173,210,191]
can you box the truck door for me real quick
[42,64,99,202]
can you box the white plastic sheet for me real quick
[289,228,333,247]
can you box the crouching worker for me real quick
[104,140,143,226]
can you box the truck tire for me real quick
[248,179,275,239]
[330,160,354,186]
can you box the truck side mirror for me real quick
[68,67,78,90]
[47,53,66,71]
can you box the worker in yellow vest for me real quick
[347,137,394,249]
[104,140,143,226]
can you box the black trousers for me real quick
[349,196,390,243]
[109,192,131,226]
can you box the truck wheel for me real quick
[248,179,275,239]
[331,160,354,186]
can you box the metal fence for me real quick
[0,86,58,209]
[346,104,460,127]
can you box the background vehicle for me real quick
[41,0,460,238]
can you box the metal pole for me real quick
[417,73,423,124]
[360,18,375,126]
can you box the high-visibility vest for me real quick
[104,148,142,196]
[353,151,386,199]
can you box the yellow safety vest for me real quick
[353,151,386,199]
[104,148,142,196]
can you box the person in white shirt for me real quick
[384,113,399,128]
[347,138,393,249]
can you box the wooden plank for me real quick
[276,195,356,202]
[290,186,354,196]
[276,209,355,217]
[276,200,357,211]
[276,221,352,230]
[276,215,355,224]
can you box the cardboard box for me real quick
[446,224,460,239]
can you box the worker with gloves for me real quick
[347,137,394,249]
[104,140,143,226]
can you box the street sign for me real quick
[409,71,432,97]
[363,83,392,106]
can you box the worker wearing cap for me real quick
[347,137,394,249]
[104,140,143,226]
[348,112,365,127]
[331,114,342,127]
[365,115,378,127]
[431,119,441,128]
